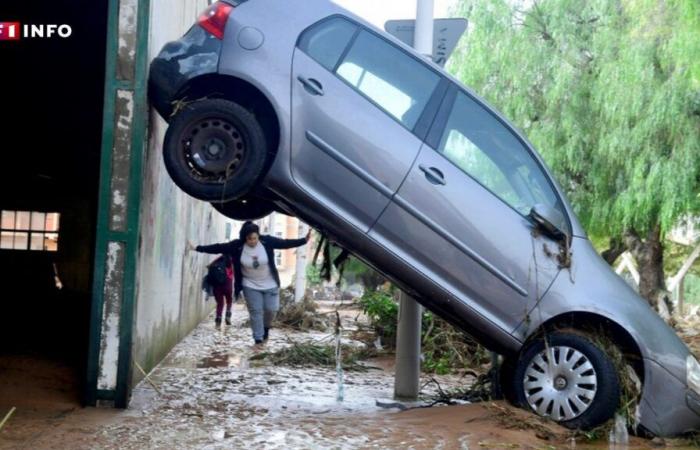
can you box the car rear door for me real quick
[290,17,445,232]
[370,86,566,333]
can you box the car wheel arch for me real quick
[172,74,281,165]
[525,311,646,386]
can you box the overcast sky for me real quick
[332,0,456,29]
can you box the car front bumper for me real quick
[638,358,700,436]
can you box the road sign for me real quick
[385,18,468,67]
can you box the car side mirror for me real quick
[529,204,568,240]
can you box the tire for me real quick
[163,98,267,202]
[499,356,518,404]
[211,196,276,221]
[513,332,620,430]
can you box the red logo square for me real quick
[0,22,21,41]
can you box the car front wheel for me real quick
[513,332,621,430]
[163,98,267,202]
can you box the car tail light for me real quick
[198,2,233,40]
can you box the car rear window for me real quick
[336,30,440,130]
[298,18,358,71]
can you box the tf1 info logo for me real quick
[0,22,73,41]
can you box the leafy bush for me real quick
[358,289,398,346]
[305,264,322,286]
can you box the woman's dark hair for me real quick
[239,221,260,241]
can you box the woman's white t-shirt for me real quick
[240,242,278,290]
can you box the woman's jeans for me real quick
[242,287,279,341]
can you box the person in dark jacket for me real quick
[189,221,310,344]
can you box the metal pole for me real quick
[394,291,423,399]
[678,276,685,317]
[415,0,435,57]
[294,221,310,302]
[394,0,433,400]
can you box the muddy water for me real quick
[2,302,693,449]
[87,304,477,449]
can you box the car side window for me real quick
[439,91,566,222]
[335,30,440,130]
[297,18,358,71]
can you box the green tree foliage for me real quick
[451,0,700,302]
[452,0,700,236]
[305,263,322,286]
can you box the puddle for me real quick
[197,351,249,369]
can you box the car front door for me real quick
[290,17,444,232]
[370,86,567,333]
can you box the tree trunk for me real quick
[601,237,626,265]
[624,226,669,312]
[359,270,386,292]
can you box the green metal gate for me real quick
[85,0,151,408]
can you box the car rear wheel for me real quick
[211,196,276,221]
[513,332,620,430]
[163,98,267,202]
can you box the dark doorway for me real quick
[0,0,108,436]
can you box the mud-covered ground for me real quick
[1,302,698,449]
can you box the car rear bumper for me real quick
[638,358,700,436]
[148,25,222,120]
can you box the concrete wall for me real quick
[130,0,236,382]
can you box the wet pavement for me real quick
[108,302,475,449]
[3,301,692,449]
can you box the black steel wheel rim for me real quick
[180,116,247,184]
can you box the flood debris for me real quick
[134,361,163,395]
[476,402,562,442]
[677,312,700,356]
[589,331,642,433]
[0,406,16,431]
[421,312,492,375]
[249,339,377,372]
[274,292,330,332]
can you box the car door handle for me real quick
[419,165,446,185]
[297,76,324,96]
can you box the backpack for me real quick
[207,256,229,287]
[201,275,214,299]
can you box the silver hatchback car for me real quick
[149,0,700,436]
